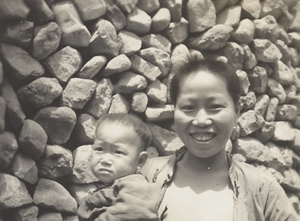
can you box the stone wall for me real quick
[0,0,300,220]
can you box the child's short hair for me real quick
[95,113,152,150]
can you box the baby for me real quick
[78,113,160,221]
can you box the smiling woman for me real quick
[142,55,298,221]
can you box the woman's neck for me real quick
[180,149,229,174]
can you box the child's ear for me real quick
[137,151,148,168]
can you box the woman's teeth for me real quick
[191,133,215,142]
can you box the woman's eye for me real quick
[181,105,195,111]
[210,104,224,110]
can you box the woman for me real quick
[142,55,298,221]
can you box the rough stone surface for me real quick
[251,39,282,63]
[0,97,5,133]
[267,79,287,104]
[248,66,268,94]
[17,77,63,110]
[72,145,100,184]
[148,123,184,155]
[231,19,255,44]
[84,78,114,118]
[32,22,61,60]
[189,24,233,51]
[216,5,241,27]
[18,119,47,161]
[77,56,107,79]
[37,145,73,180]
[146,80,168,105]
[45,46,82,84]
[118,31,142,56]
[0,43,44,82]
[11,152,38,184]
[131,92,148,113]
[52,1,91,47]
[33,107,77,145]
[272,121,296,142]
[33,178,77,214]
[254,15,279,42]
[145,105,174,122]
[72,0,106,21]
[61,78,97,110]
[14,205,38,221]
[108,94,130,114]
[126,8,152,35]
[238,110,265,136]
[240,0,261,19]
[0,173,32,209]
[73,113,97,145]
[102,54,131,77]
[89,19,120,57]
[151,8,171,33]
[186,0,216,33]
[141,34,171,54]
[0,132,18,170]
[114,71,147,94]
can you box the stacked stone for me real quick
[0,0,300,220]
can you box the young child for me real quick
[77,113,160,221]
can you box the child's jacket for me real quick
[78,174,160,221]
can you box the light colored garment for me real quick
[142,147,299,221]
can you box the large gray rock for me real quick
[248,66,268,93]
[240,0,261,19]
[139,47,171,76]
[13,205,39,221]
[267,78,287,104]
[108,94,130,114]
[219,42,244,71]
[151,8,171,33]
[130,54,161,81]
[216,5,241,27]
[0,173,32,209]
[276,104,298,121]
[254,94,270,116]
[0,132,18,170]
[115,0,138,13]
[160,0,182,22]
[272,121,296,142]
[61,78,97,110]
[238,110,265,136]
[1,20,34,48]
[72,0,106,21]
[11,152,38,184]
[38,212,63,221]
[251,39,282,63]
[71,145,100,184]
[254,15,279,42]
[0,43,44,82]
[52,1,91,47]
[231,19,255,44]
[265,97,279,121]
[24,0,54,25]
[118,31,142,56]
[73,113,97,145]
[105,0,127,31]
[0,0,30,21]
[146,80,168,105]
[84,78,114,118]
[37,145,73,180]
[77,56,107,79]
[148,123,184,155]
[189,24,233,51]
[33,106,77,145]
[102,54,131,77]
[186,0,215,32]
[114,71,147,94]
[89,19,120,57]
[239,91,256,112]
[32,22,61,60]
[164,18,189,44]
[126,8,152,35]
[273,60,295,86]
[141,34,171,54]
[18,119,47,161]
[131,92,148,113]
[17,77,63,110]
[137,0,159,14]
[145,105,174,122]
[33,178,77,214]
[242,44,257,70]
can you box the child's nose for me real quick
[100,154,113,166]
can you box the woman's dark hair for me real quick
[170,54,241,112]
[96,113,152,150]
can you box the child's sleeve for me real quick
[77,187,115,221]
[95,174,161,221]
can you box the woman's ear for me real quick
[137,151,148,169]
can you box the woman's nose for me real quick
[192,109,212,126]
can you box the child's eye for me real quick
[115,150,125,155]
[93,146,103,152]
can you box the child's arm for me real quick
[77,187,115,221]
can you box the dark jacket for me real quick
[142,147,299,221]
[77,174,160,221]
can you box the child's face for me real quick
[91,121,147,184]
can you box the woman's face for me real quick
[174,70,237,158]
